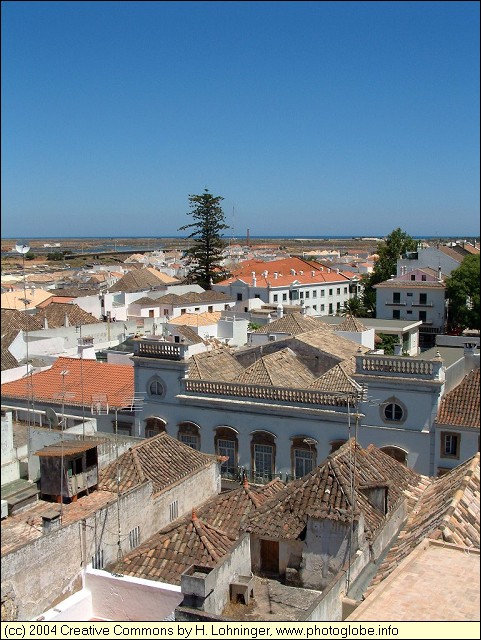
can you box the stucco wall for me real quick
[1,459,220,621]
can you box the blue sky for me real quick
[1,1,479,238]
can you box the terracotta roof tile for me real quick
[247,441,421,541]
[310,357,359,393]
[112,479,284,584]
[1,356,134,409]
[436,369,480,429]
[215,257,351,287]
[98,431,219,495]
[234,348,315,387]
[252,312,326,335]
[367,454,480,594]
[188,348,245,381]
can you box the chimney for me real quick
[394,344,402,356]
[299,270,303,276]
[274,272,278,279]
[290,269,296,275]
[252,272,256,287]
[277,304,284,319]
[464,342,480,374]
[311,270,315,277]
[437,266,442,282]
[42,510,61,534]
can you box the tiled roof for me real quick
[234,348,315,388]
[436,369,480,429]
[108,269,170,293]
[172,325,205,345]
[168,312,221,327]
[367,454,480,592]
[309,358,359,393]
[1,309,44,370]
[35,302,99,328]
[1,309,44,347]
[247,441,422,541]
[45,288,100,298]
[112,479,284,584]
[374,280,445,289]
[1,356,134,409]
[215,257,351,287]
[335,315,368,333]
[158,290,233,304]
[98,431,219,495]
[1,491,117,556]
[1,347,19,371]
[293,328,369,362]
[144,268,179,284]
[188,348,245,381]
[439,245,469,261]
[116,511,236,584]
[197,478,285,538]
[252,312,325,335]
[1,288,54,311]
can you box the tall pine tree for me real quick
[179,189,230,289]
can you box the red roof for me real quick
[1,356,134,409]
[216,257,351,287]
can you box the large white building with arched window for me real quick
[131,329,479,478]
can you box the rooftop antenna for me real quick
[15,241,34,450]
[112,392,145,573]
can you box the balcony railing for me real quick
[184,379,354,407]
[133,339,188,360]
[355,354,443,378]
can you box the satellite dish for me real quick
[15,242,30,255]
[46,407,59,428]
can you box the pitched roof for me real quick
[172,325,205,345]
[293,328,369,362]
[436,368,480,429]
[367,454,480,592]
[108,269,170,293]
[1,288,54,311]
[1,356,134,409]
[168,311,221,327]
[234,348,315,387]
[247,441,422,541]
[197,478,285,538]
[112,479,284,584]
[374,280,445,289]
[215,257,351,287]
[35,302,99,328]
[309,357,359,393]
[116,511,236,585]
[252,312,325,335]
[98,431,219,495]
[188,348,245,381]
[335,315,368,333]
[156,290,233,305]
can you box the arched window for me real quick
[380,446,408,466]
[214,427,239,478]
[291,436,317,479]
[251,431,276,482]
[144,417,167,438]
[178,421,201,450]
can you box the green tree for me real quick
[338,296,369,317]
[361,228,417,316]
[445,254,480,333]
[179,189,230,289]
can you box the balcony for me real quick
[385,302,406,306]
[133,338,188,360]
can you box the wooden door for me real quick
[260,539,279,574]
